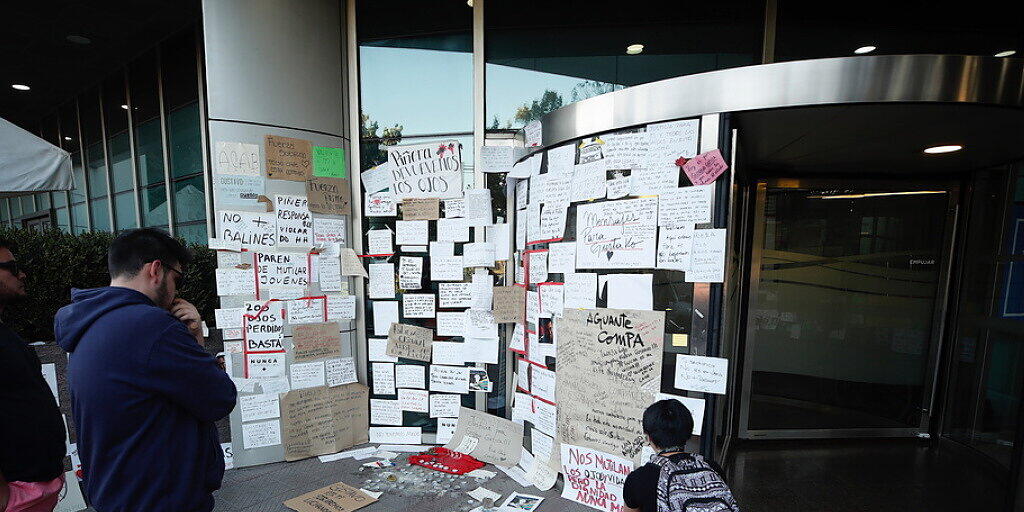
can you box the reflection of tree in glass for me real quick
[359,113,403,168]
[570,80,622,102]
[494,80,622,129]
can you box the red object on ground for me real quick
[408,447,485,475]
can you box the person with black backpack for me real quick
[623,399,740,512]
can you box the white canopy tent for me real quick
[0,116,74,194]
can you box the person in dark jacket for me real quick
[56,228,236,512]
[0,240,67,512]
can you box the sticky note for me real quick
[312,146,347,178]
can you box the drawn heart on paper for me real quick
[606,251,614,261]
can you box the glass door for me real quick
[739,179,957,438]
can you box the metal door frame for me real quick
[738,177,960,440]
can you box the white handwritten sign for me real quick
[575,197,657,269]
[275,195,312,248]
[673,354,728,395]
[219,210,276,250]
[256,252,309,289]
[561,444,633,512]
[215,141,261,176]
[387,141,463,200]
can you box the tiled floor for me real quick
[725,438,1009,512]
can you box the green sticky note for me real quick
[312,146,347,178]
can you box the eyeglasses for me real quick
[0,260,21,276]
[161,261,185,288]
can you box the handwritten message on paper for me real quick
[365,189,396,217]
[387,141,463,200]
[492,285,526,323]
[256,252,309,289]
[265,135,312,182]
[386,323,433,362]
[311,146,347,178]
[292,322,341,362]
[276,195,312,247]
[556,308,665,464]
[244,301,284,351]
[283,480,376,512]
[673,354,728,395]
[561,444,634,512]
[220,210,277,250]
[215,141,261,176]
[684,228,726,283]
[444,407,524,466]
[306,176,352,215]
[214,174,265,207]
[682,149,728,186]
[280,384,369,461]
[657,225,693,272]
[400,198,440,220]
[479,145,514,174]
[575,197,658,269]
[658,184,713,226]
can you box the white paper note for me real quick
[603,273,654,310]
[396,220,429,246]
[372,362,397,395]
[674,354,728,395]
[372,301,399,337]
[368,263,396,299]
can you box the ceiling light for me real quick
[66,35,91,45]
[923,144,963,154]
[11,84,30,91]
[854,45,876,54]
[995,50,1016,57]
[120,104,129,110]
[466,0,473,5]
[63,136,72,141]
[626,44,644,55]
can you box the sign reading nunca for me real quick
[386,141,463,200]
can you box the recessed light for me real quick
[626,44,644,55]
[11,84,30,91]
[995,50,1016,57]
[63,136,72,141]
[120,104,129,110]
[466,0,473,5]
[66,35,91,45]
[923,144,963,154]
[854,46,876,54]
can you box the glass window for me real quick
[72,203,88,234]
[166,102,202,179]
[114,192,138,230]
[0,202,8,223]
[70,152,86,204]
[21,196,35,215]
[775,0,1023,61]
[174,222,207,245]
[102,72,129,135]
[173,176,206,223]
[35,193,49,211]
[10,197,22,218]
[485,2,762,129]
[129,50,160,124]
[53,192,67,208]
[357,2,472,137]
[40,115,60,147]
[108,133,133,193]
[142,185,169,227]
[78,89,103,146]
[58,103,80,150]
[160,28,199,111]
[55,207,70,233]
[91,198,111,232]
[135,118,166,186]
[85,142,109,199]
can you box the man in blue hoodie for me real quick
[56,228,236,512]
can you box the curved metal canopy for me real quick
[531,54,1024,174]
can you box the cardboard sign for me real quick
[386,323,433,362]
[265,135,312,181]
[400,198,441,220]
[444,406,524,466]
[280,384,369,462]
[292,322,342,363]
[306,176,352,215]
[283,480,376,512]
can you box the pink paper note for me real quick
[682,149,728,185]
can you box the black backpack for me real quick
[651,453,740,512]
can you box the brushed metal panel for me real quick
[538,55,1024,148]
